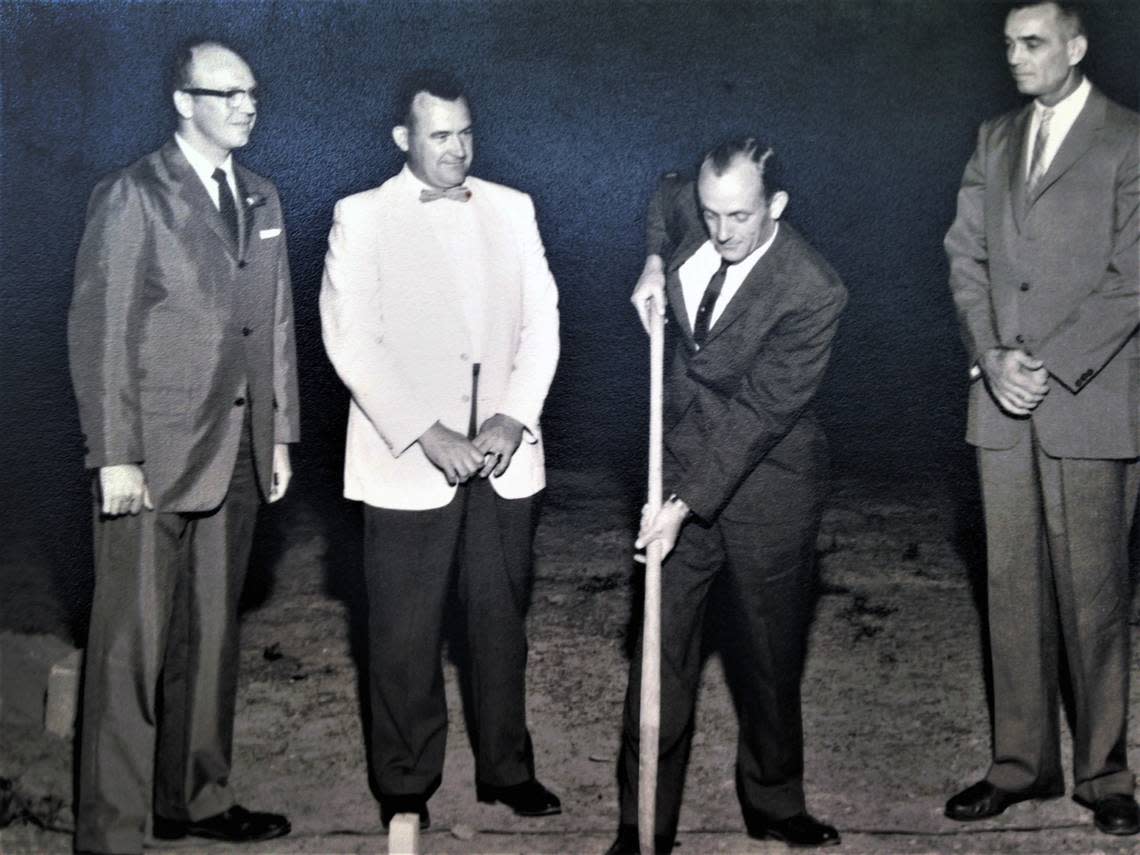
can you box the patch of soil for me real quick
[3,470,1140,854]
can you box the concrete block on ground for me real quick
[0,632,75,728]
[388,813,420,855]
[44,648,83,737]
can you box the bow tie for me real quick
[420,186,472,203]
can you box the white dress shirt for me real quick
[175,133,237,210]
[400,166,489,362]
[679,223,780,334]
[1025,76,1091,180]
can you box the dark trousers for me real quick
[75,418,260,855]
[362,478,540,800]
[979,430,1139,802]
[618,466,825,843]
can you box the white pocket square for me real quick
[259,228,281,239]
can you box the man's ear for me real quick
[768,190,789,220]
[1067,34,1088,67]
[392,125,409,152]
[173,90,194,120]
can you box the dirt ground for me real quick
[4,467,1140,854]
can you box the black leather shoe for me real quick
[945,780,1061,821]
[603,824,674,854]
[380,795,431,831]
[152,805,290,842]
[476,779,562,816]
[744,810,840,847]
[1091,794,1140,836]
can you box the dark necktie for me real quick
[420,186,472,203]
[692,258,731,346]
[212,167,239,246]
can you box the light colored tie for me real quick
[1026,107,1054,196]
[419,186,471,203]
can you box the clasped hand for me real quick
[418,414,525,485]
[981,347,1050,417]
[99,463,152,517]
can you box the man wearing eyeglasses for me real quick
[68,39,298,854]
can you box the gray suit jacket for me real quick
[68,140,300,511]
[647,176,847,522]
[945,86,1139,458]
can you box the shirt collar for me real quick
[1034,75,1091,122]
[174,133,234,187]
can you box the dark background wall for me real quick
[1,0,1137,629]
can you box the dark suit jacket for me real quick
[945,86,1139,458]
[646,176,847,522]
[68,140,300,512]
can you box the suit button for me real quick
[1020,282,1030,292]
[1015,334,1025,344]
[242,326,251,336]
[234,397,246,407]
[238,260,247,269]
[461,395,470,403]
[460,353,469,361]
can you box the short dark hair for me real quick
[394,69,467,129]
[165,38,244,97]
[1008,1,1086,39]
[700,137,785,200]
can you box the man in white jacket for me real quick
[320,69,561,829]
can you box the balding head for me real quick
[170,40,257,164]
[697,140,789,263]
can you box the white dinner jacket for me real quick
[320,167,560,510]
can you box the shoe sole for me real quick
[751,831,841,848]
[1096,823,1140,836]
[945,790,1065,822]
[478,797,562,817]
[515,806,562,817]
[182,823,292,843]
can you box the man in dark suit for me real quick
[943,1,1140,837]
[606,138,847,854]
[68,40,299,854]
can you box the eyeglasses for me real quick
[181,87,259,109]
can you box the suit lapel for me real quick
[665,231,705,346]
[700,228,785,348]
[1006,105,1033,231]
[1027,88,1106,208]
[161,140,240,261]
